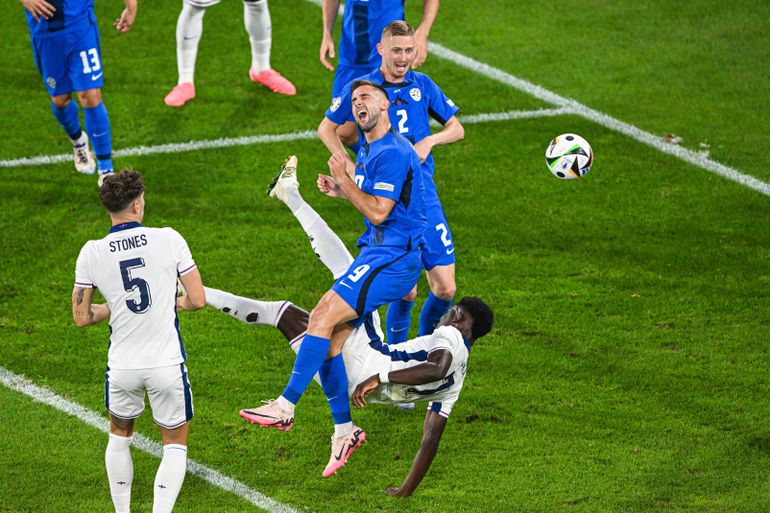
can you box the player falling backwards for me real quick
[238,80,427,477]
[72,170,206,513]
[185,156,493,494]
[20,0,137,185]
[319,21,465,344]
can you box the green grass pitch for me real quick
[1,1,769,512]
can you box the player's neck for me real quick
[110,213,142,227]
[379,66,405,84]
[364,120,392,143]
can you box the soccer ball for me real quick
[545,133,593,179]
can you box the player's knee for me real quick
[432,282,456,301]
[77,88,103,108]
[51,95,72,109]
[403,286,418,302]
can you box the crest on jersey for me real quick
[330,97,341,112]
[409,88,422,102]
[47,77,56,89]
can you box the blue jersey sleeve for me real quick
[325,83,356,125]
[423,75,461,125]
[368,148,412,202]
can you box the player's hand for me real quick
[352,374,380,408]
[412,29,429,69]
[413,137,434,163]
[317,174,344,198]
[383,486,409,497]
[20,0,55,21]
[114,0,137,32]
[320,32,336,71]
[328,151,350,181]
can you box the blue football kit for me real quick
[27,0,105,96]
[331,128,427,327]
[332,0,405,97]
[326,68,460,271]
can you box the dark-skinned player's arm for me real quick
[352,349,452,497]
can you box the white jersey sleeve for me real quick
[74,241,97,289]
[169,228,196,277]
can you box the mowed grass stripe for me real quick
[0,365,303,513]
[0,108,565,169]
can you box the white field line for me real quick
[0,108,565,169]
[303,0,770,196]
[0,365,302,513]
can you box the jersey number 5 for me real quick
[119,258,152,314]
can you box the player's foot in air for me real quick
[164,82,196,107]
[322,426,366,478]
[249,68,296,96]
[71,133,96,174]
[267,155,299,202]
[97,170,114,188]
[240,400,294,431]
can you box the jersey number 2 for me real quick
[119,258,152,314]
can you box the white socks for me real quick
[287,194,354,280]
[105,433,134,513]
[176,3,206,84]
[152,444,188,513]
[204,287,289,327]
[334,421,353,438]
[277,395,296,414]
[243,0,271,72]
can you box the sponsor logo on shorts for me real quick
[374,182,395,192]
[46,77,56,89]
[409,87,422,102]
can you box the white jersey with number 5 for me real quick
[74,222,197,370]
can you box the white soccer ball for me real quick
[545,133,593,180]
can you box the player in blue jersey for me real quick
[318,21,465,344]
[320,0,439,98]
[21,0,137,185]
[240,81,426,477]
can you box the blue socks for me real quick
[83,102,112,172]
[385,299,415,344]
[282,334,330,405]
[51,100,82,140]
[418,292,453,336]
[319,354,351,425]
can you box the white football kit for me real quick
[75,221,197,427]
[342,321,470,418]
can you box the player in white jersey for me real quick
[164,0,296,107]
[191,157,494,495]
[72,169,206,513]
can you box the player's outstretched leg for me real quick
[165,2,206,107]
[244,0,296,95]
[268,156,354,279]
[204,286,291,328]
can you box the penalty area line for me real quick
[0,365,303,513]
[0,108,566,169]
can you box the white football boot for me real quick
[71,133,96,174]
[267,155,299,202]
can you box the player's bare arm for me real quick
[71,286,110,327]
[20,0,55,21]
[413,115,464,163]
[413,0,440,69]
[330,152,396,225]
[320,0,341,71]
[351,349,452,408]
[385,410,448,497]
[176,268,206,311]
[114,0,138,33]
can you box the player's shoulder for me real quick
[431,325,465,351]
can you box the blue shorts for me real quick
[332,245,422,328]
[31,20,104,96]
[331,64,373,99]
[421,203,456,270]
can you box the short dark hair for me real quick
[382,20,414,39]
[100,169,144,213]
[350,79,389,102]
[457,296,494,341]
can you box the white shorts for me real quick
[105,364,194,429]
[183,0,220,8]
[341,315,390,395]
